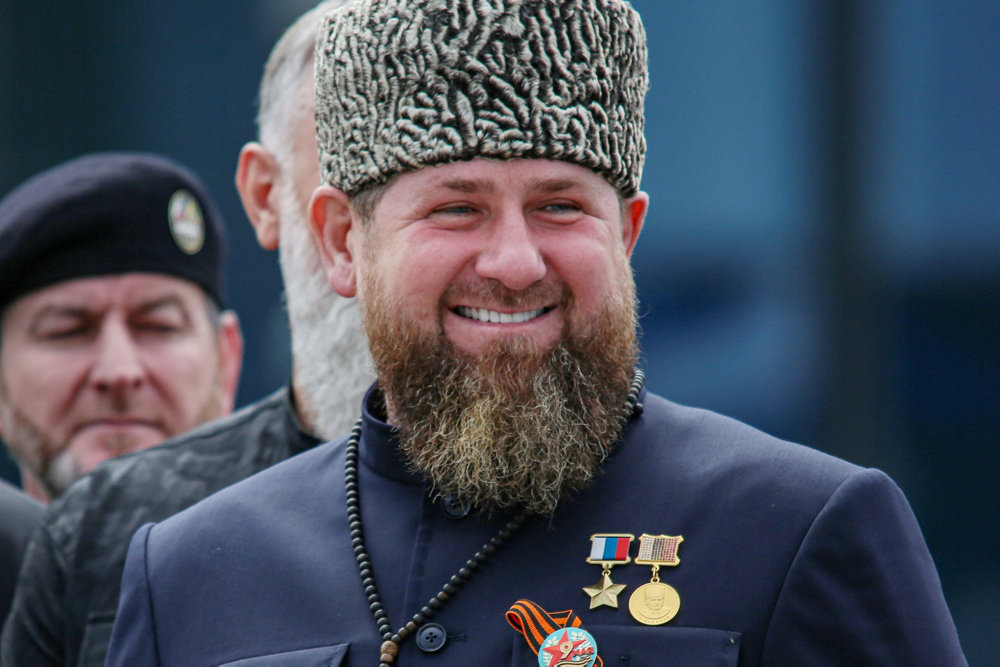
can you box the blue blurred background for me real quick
[1,1,996,662]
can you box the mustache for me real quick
[441,279,571,310]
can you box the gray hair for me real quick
[257,1,351,168]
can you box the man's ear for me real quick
[622,191,648,259]
[235,142,281,251]
[309,184,358,297]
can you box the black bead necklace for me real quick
[345,369,645,665]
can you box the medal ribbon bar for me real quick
[586,533,634,565]
[634,533,683,567]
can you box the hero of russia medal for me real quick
[628,533,683,626]
[583,533,633,609]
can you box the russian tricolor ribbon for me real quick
[587,534,633,564]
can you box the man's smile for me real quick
[454,306,550,324]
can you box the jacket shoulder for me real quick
[44,388,312,550]
[632,393,860,491]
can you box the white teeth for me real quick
[456,306,545,324]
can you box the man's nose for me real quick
[89,320,145,392]
[473,213,546,291]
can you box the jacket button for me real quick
[441,495,471,518]
[416,623,447,652]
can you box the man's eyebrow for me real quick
[430,178,587,194]
[432,178,498,194]
[531,179,582,193]
[131,295,188,315]
[32,304,91,319]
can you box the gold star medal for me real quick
[628,533,683,626]
[583,533,633,609]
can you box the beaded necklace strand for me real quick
[345,369,645,665]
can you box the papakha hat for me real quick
[0,152,226,314]
[315,0,648,197]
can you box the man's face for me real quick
[354,158,644,363]
[646,587,665,610]
[351,158,646,514]
[0,273,230,500]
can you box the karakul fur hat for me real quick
[315,0,648,197]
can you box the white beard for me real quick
[276,179,374,441]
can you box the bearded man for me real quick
[0,152,243,505]
[107,0,966,665]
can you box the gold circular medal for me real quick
[628,582,680,625]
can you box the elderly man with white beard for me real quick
[107,0,965,665]
[1,3,371,665]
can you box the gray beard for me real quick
[0,372,227,501]
[276,179,374,441]
[363,272,639,516]
[0,401,81,500]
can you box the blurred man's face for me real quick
[0,273,237,501]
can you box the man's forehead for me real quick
[390,158,617,194]
[8,273,203,316]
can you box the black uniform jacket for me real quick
[1,387,319,666]
[0,480,43,648]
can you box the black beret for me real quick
[0,152,226,314]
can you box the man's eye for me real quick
[434,204,475,216]
[134,321,181,334]
[39,325,89,340]
[542,202,582,217]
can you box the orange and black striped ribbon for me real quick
[506,599,603,666]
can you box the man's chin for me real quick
[70,427,166,469]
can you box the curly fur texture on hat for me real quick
[315,0,648,197]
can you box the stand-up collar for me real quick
[357,383,424,484]
[354,380,648,485]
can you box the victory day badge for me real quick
[507,599,602,667]
[583,533,633,609]
[539,627,599,667]
[628,533,683,626]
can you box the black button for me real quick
[416,623,447,652]
[441,495,471,518]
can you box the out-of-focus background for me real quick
[1,1,996,661]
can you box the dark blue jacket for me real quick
[107,388,966,665]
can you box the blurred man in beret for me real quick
[2,5,370,665]
[0,152,243,503]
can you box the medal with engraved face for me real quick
[628,533,683,626]
[628,581,681,625]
